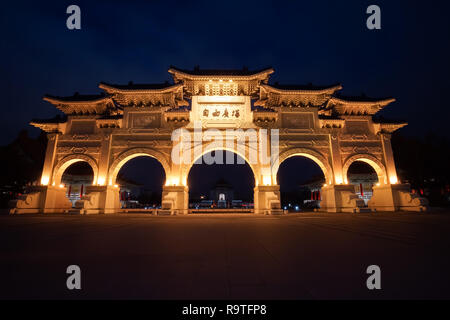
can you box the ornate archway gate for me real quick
[11,66,428,214]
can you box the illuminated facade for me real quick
[10,66,428,214]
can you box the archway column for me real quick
[368,184,428,212]
[40,133,59,186]
[96,134,113,186]
[329,133,345,185]
[12,133,72,214]
[161,185,189,215]
[380,133,399,185]
[160,160,189,215]
[320,184,365,213]
[254,185,283,215]
[10,185,72,214]
[375,135,427,212]
[74,185,121,214]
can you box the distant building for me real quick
[348,173,378,205]
[61,173,143,207]
[300,172,378,206]
[209,179,234,208]
[299,176,325,208]
[61,173,91,206]
[189,179,252,209]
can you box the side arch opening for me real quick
[112,155,166,209]
[342,154,387,185]
[277,156,326,212]
[108,149,170,186]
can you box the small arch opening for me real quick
[347,161,379,205]
[61,161,94,206]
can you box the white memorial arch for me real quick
[10,66,428,214]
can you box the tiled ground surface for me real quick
[1,211,449,299]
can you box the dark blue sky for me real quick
[1,0,450,145]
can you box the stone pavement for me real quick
[1,211,449,299]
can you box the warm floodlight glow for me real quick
[166,177,180,186]
[59,184,64,188]
[389,176,398,184]
[335,177,343,185]
[323,183,327,187]
[376,183,381,187]
[263,175,272,186]
[41,176,49,186]
[97,177,106,186]
[114,184,119,188]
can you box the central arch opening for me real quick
[187,150,255,210]
[115,156,166,209]
[277,156,326,212]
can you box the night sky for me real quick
[2,1,449,196]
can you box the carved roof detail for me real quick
[373,122,408,134]
[257,84,342,108]
[43,95,114,115]
[99,82,186,107]
[36,67,401,130]
[326,96,396,115]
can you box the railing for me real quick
[118,208,254,215]
[189,208,253,214]
[120,208,158,214]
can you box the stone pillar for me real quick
[43,186,73,213]
[329,132,344,184]
[74,185,120,214]
[161,185,189,215]
[320,184,365,213]
[367,134,428,212]
[254,185,283,215]
[369,184,428,212]
[10,185,72,214]
[380,133,398,184]
[40,133,59,185]
[97,134,112,186]
[10,132,74,214]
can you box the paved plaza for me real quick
[1,211,449,299]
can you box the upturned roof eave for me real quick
[98,82,183,94]
[168,66,275,80]
[43,95,112,105]
[261,83,343,95]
